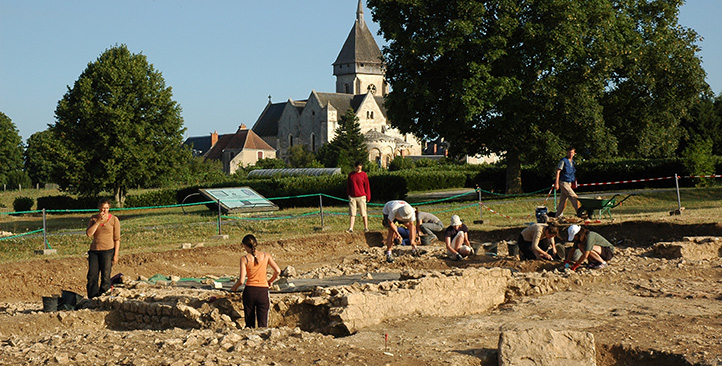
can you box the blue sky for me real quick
[1,0,720,143]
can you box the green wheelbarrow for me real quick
[576,194,634,221]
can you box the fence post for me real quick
[217,198,222,235]
[672,173,683,215]
[474,185,484,224]
[319,194,325,228]
[42,209,48,249]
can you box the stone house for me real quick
[189,125,276,174]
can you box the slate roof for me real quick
[251,102,286,138]
[333,5,383,67]
[204,129,275,161]
[315,92,367,114]
[183,136,212,156]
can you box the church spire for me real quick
[357,0,364,24]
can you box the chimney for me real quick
[211,131,218,146]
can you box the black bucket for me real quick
[42,296,58,312]
[535,206,549,223]
[59,290,83,310]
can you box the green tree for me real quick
[51,45,189,205]
[369,0,706,192]
[0,112,25,185]
[24,129,57,186]
[318,109,368,168]
[601,0,708,158]
[678,94,721,156]
[254,157,287,169]
[288,145,322,168]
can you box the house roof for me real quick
[333,2,383,67]
[251,102,286,138]
[183,136,212,155]
[204,129,275,161]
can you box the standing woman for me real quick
[230,234,281,328]
[85,198,120,298]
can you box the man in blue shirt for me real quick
[554,147,582,218]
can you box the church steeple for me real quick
[333,0,386,95]
[357,0,364,23]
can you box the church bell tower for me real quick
[333,0,387,96]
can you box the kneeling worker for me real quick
[564,224,615,270]
[444,215,471,261]
[517,223,562,261]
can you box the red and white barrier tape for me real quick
[685,174,722,178]
[577,174,721,187]
[578,176,674,187]
[480,203,513,219]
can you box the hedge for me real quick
[36,195,102,211]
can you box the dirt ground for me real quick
[1,220,721,365]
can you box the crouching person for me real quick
[564,225,614,270]
[445,215,472,261]
[518,223,563,261]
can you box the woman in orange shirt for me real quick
[85,198,120,298]
[230,234,280,328]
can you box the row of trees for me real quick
[368,0,718,192]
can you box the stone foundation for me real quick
[90,267,514,335]
[652,236,721,260]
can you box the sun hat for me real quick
[567,224,581,241]
[398,204,414,221]
[450,215,462,226]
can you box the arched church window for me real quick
[288,135,293,147]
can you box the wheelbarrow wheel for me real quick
[576,207,589,219]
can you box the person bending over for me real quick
[381,200,417,263]
[517,223,561,261]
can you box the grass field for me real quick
[1,185,720,263]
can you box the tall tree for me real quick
[0,112,24,185]
[601,0,708,158]
[678,93,721,156]
[318,109,368,169]
[24,129,57,186]
[52,45,189,205]
[368,0,707,192]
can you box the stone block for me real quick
[34,249,57,255]
[499,328,596,366]
[653,238,721,260]
[180,243,192,249]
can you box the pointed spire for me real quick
[357,0,364,24]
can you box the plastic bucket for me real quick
[59,290,83,310]
[42,296,58,312]
[535,206,548,223]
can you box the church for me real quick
[251,0,422,168]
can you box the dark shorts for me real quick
[517,234,552,261]
[601,246,614,261]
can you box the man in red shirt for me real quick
[347,161,371,233]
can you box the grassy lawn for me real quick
[1,185,720,263]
